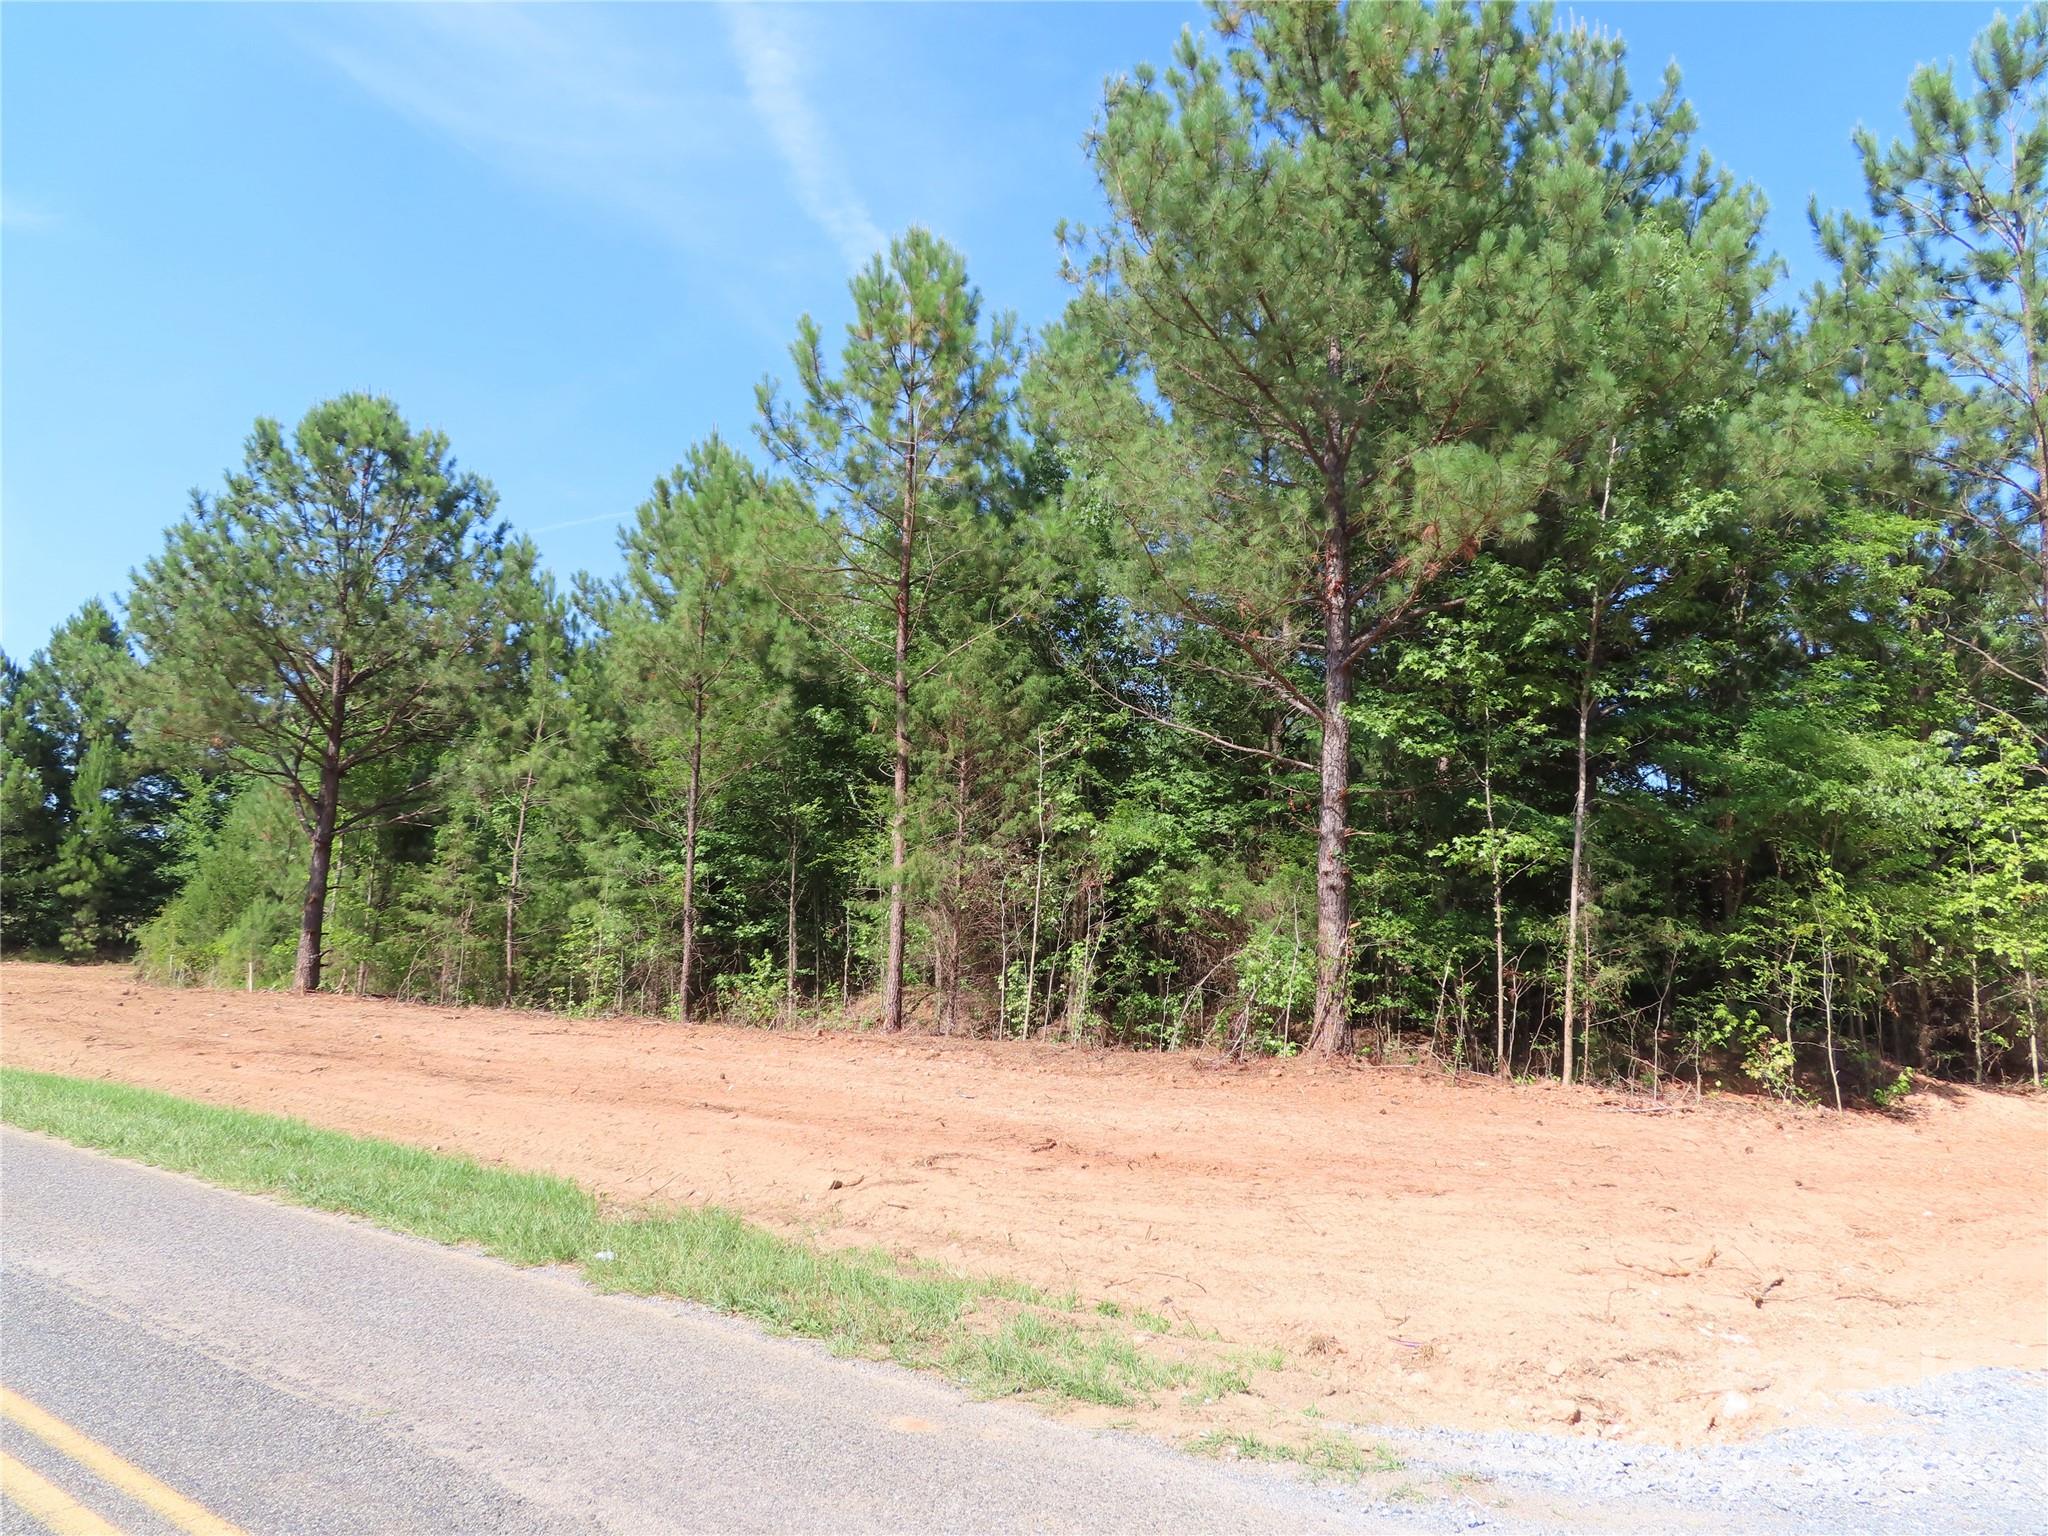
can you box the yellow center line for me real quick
[0,1388,245,1536]
[0,1451,127,1536]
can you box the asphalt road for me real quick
[0,1129,1408,1535]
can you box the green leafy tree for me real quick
[135,775,303,988]
[127,395,511,991]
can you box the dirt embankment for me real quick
[5,961,2042,1446]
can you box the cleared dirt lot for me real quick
[5,961,2042,1446]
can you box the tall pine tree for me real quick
[758,228,1019,1031]
[128,395,512,991]
[1818,4,2046,747]
[606,435,804,1021]
[1040,0,1705,1051]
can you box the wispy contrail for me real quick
[528,512,627,535]
[723,4,885,269]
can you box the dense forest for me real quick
[4,3,2043,1100]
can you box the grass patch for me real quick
[0,1067,1248,1411]
[1184,1364,1251,1405]
[945,1312,1197,1405]
[1188,1428,1403,1479]
[0,1066,598,1263]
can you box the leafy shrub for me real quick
[714,951,784,1024]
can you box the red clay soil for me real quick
[5,961,2042,1446]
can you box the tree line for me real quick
[5,3,2043,1099]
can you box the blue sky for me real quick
[0,1,2000,658]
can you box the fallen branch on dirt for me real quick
[1597,1101,1687,1114]
[1615,1245,1717,1280]
[1831,1289,1910,1309]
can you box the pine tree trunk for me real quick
[1024,730,1048,1042]
[2014,238,2047,704]
[293,777,339,993]
[504,704,543,1005]
[2026,962,2043,1090]
[941,749,969,1033]
[1821,936,1843,1112]
[678,688,705,1024]
[997,877,1011,1035]
[881,433,917,1033]
[1481,723,1507,1075]
[1560,441,1617,1085]
[1968,851,1984,1081]
[1779,940,1799,1096]
[1560,650,1594,1086]
[785,819,800,1022]
[293,684,346,994]
[2016,829,2044,1089]
[1970,952,1984,1084]
[1907,959,1930,1068]
[1308,397,1353,1057]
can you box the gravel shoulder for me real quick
[1382,1368,2048,1534]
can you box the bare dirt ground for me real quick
[5,961,2042,1451]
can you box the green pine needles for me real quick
[4,2,2043,1094]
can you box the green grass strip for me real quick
[0,1067,1208,1409]
[1187,1429,1404,1477]
[1,1066,600,1262]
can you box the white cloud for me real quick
[307,5,743,253]
[2,196,59,232]
[722,4,885,270]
